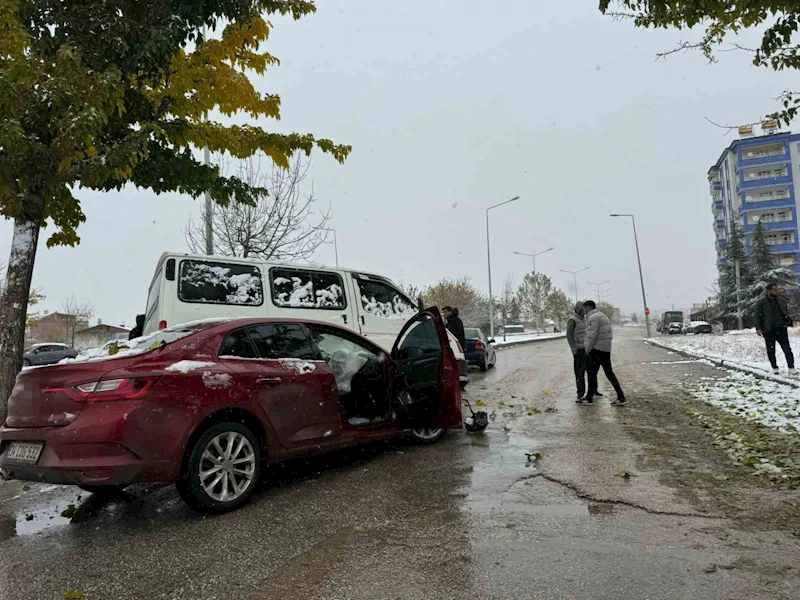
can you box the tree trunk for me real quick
[0,196,45,424]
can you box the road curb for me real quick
[642,338,800,389]
[495,334,566,350]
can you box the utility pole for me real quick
[610,213,651,338]
[514,247,554,274]
[560,267,590,303]
[486,196,520,338]
[202,25,213,256]
[587,280,610,302]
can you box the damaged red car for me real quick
[0,309,462,513]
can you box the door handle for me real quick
[342,314,348,324]
[360,315,366,325]
[257,376,282,385]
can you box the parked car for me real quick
[22,343,78,366]
[684,320,713,334]
[0,310,463,513]
[464,328,497,371]
[142,252,470,388]
[667,322,683,335]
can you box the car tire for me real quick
[78,484,128,497]
[410,427,446,444]
[479,361,488,372]
[177,421,261,514]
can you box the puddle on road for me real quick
[14,493,78,536]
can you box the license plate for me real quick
[6,442,44,464]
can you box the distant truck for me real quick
[657,311,684,333]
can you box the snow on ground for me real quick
[165,360,216,374]
[680,371,800,434]
[493,332,565,348]
[655,328,800,373]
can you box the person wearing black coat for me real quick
[754,283,796,375]
[128,314,145,340]
[443,306,466,350]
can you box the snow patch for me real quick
[202,372,233,389]
[165,360,216,374]
[278,358,316,375]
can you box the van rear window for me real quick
[179,260,264,306]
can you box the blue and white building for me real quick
[709,126,800,276]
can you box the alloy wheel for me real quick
[199,431,256,502]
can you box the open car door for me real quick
[391,308,462,429]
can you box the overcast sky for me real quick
[2,0,797,327]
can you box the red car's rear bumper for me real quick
[0,399,186,486]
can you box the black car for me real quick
[464,328,497,371]
[684,321,713,334]
[22,343,78,366]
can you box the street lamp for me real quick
[611,213,651,338]
[559,267,589,303]
[487,196,520,338]
[587,280,610,302]
[321,228,339,267]
[514,247,554,273]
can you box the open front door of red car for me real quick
[391,308,462,429]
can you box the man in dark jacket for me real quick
[754,283,796,375]
[443,306,466,350]
[128,314,145,340]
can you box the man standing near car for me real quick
[754,282,796,375]
[443,306,466,350]
[579,300,626,406]
[566,302,588,399]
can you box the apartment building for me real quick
[709,125,800,275]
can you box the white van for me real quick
[143,253,468,384]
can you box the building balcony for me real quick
[713,199,724,210]
[741,198,794,211]
[754,219,797,231]
[740,174,792,189]
[737,154,788,168]
[717,258,729,267]
[767,241,800,253]
[715,219,725,229]
[710,181,722,192]
[716,239,728,249]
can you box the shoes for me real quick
[611,398,628,406]
[576,398,594,405]
[772,368,780,375]
[595,392,604,397]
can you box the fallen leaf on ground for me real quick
[474,400,487,407]
[64,591,84,600]
[615,470,635,479]
[60,504,76,518]
[529,407,542,414]
[498,401,506,407]
[526,452,542,462]
[502,426,511,433]
[24,514,33,521]
[545,407,558,413]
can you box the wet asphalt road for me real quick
[2,328,800,599]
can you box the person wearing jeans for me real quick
[578,300,626,406]
[754,282,796,375]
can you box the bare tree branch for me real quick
[61,295,94,347]
[186,152,332,262]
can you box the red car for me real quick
[0,309,462,513]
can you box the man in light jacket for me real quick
[566,301,603,400]
[578,300,626,406]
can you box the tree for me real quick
[718,222,752,324]
[422,277,487,327]
[61,296,94,347]
[597,301,615,321]
[0,1,350,420]
[631,312,638,323]
[599,1,800,125]
[750,220,775,277]
[517,272,553,332]
[545,288,573,327]
[496,275,518,337]
[185,153,331,260]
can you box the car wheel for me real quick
[78,484,128,497]
[410,427,446,444]
[177,422,261,514]
[479,361,488,372]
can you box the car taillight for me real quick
[475,341,485,352]
[44,376,159,403]
[159,320,167,330]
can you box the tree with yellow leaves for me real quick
[0,0,351,418]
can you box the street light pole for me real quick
[560,267,590,303]
[322,228,339,267]
[587,280,610,302]
[487,196,520,338]
[611,213,651,338]
[513,247,554,273]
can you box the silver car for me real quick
[22,343,78,366]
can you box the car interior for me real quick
[309,328,393,427]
